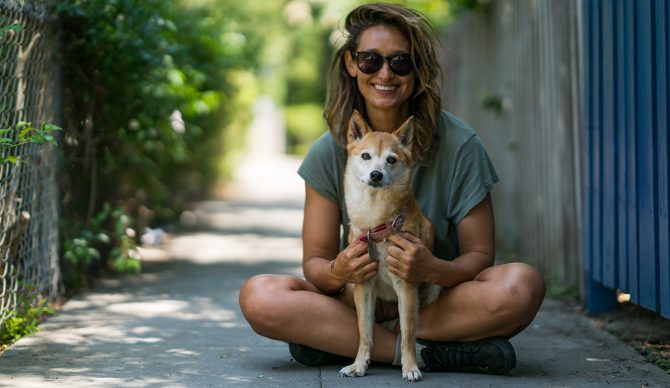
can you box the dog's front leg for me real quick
[396,281,422,381]
[339,283,376,377]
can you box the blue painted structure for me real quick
[583,0,670,318]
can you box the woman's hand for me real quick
[386,232,438,283]
[330,239,378,284]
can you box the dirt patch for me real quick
[590,302,670,374]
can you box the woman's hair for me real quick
[324,2,442,164]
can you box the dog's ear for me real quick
[393,115,415,147]
[347,110,371,143]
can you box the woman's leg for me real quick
[417,263,546,342]
[238,274,397,363]
[239,262,545,363]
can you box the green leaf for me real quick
[17,126,32,141]
[0,24,23,36]
[95,233,110,244]
[41,123,62,132]
[3,155,19,164]
[42,135,58,145]
[32,131,47,143]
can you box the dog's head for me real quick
[346,110,414,189]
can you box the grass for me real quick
[0,298,56,353]
[591,302,670,374]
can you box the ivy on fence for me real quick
[0,122,61,164]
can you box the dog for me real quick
[338,110,441,382]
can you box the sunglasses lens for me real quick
[356,52,383,74]
[353,51,413,76]
[389,55,412,76]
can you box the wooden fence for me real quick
[443,0,670,318]
[441,1,584,296]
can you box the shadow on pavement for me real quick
[1,256,314,387]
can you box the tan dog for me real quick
[339,111,441,382]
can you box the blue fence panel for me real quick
[622,0,639,308]
[601,1,617,289]
[614,0,628,294]
[584,0,670,318]
[657,0,670,318]
[636,0,658,312]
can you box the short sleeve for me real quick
[297,132,345,204]
[447,135,499,224]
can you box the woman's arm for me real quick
[386,194,495,287]
[302,184,377,293]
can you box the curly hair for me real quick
[324,2,442,165]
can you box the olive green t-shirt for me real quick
[297,110,499,261]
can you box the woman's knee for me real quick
[485,263,546,324]
[504,263,546,302]
[239,275,284,332]
[239,275,294,335]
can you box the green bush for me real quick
[0,295,55,350]
[285,103,328,155]
[62,203,140,290]
[57,0,238,221]
[54,0,265,287]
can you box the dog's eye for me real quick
[362,152,371,160]
[386,156,397,164]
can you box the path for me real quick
[0,126,668,386]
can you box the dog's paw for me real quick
[339,363,368,378]
[402,366,423,382]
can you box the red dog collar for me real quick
[358,207,405,242]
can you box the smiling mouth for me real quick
[373,84,397,91]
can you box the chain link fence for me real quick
[1,0,62,329]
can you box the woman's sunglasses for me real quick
[350,50,414,76]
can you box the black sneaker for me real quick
[288,343,352,367]
[419,337,516,375]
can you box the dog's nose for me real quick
[370,170,383,182]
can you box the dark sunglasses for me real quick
[350,50,414,76]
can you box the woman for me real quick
[239,3,545,375]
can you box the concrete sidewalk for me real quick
[1,155,669,387]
